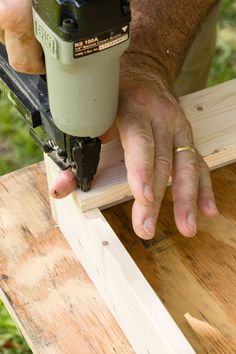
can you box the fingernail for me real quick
[50,188,59,198]
[144,184,154,203]
[208,199,218,213]
[187,212,196,233]
[143,215,156,237]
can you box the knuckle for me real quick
[154,170,170,183]
[174,196,197,206]
[188,160,200,175]
[128,165,153,181]
[8,59,26,73]
[0,1,33,32]
[8,45,44,73]
[175,117,193,141]
[0,0,8,22]
[0,1,20,29]
[178,160,200,178]
[134,133,155,150]
[179,120,192,135]
[154,157,172,181]
[156,157,172,172]
[199,158,209,171]
[9,60,41,74]
[154,194,163,206]
[159,97,178,118]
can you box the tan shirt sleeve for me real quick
[122,0,219,87]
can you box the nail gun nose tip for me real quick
[79,178,92,192]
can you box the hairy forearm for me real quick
[122,0,219,88]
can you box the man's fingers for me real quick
[50,169,77,199]
[197,159,218,217]
[0,0,45,74]
[132,201,158,240]
[119,110,156,239]
[134,118,173,239]
[4,30,45,74]
[119,111,155,204]
[152,117,173,216]
[172,109,200,237]
[172,149,199,237]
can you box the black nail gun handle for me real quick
[0,43,69,170]
[0,43,101,191]
[0,44,47,128]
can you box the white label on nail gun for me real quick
[73,25,129,59]
[99,34,128,50]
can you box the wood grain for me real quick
[103,163,236,353]
[185,313,236,354]
[0,163,133,354]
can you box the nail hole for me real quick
[197,106,203,111]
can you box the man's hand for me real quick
[117,77,218,239]
[0,0,45,74]
[51,71,218,239]
[0,0,219,240]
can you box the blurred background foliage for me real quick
[0,99,42,175]
[208,0,236,85]
[0,305,31,354]
[0,0,236,353]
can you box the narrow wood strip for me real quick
[204,143,236,170]
[74,141,236,213]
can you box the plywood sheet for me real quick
[103,164,236,353]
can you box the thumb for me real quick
[99,124,118,144]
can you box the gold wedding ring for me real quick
[174,145,196,154]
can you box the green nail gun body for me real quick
[0,0,131,191]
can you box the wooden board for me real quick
[0,163,133,354]
[74,79,236,212]
[46,156,194,354]
[103,163,236,353]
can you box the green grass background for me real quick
[0,0,236,352]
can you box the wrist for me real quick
[120,51,177,101]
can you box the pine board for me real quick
[0,163,133,354]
